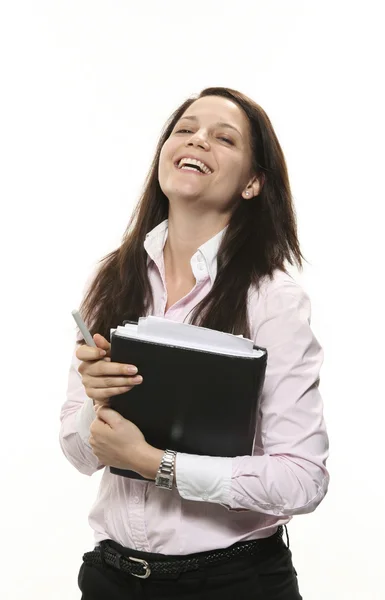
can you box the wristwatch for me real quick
[155,449,177,490]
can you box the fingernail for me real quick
[99,350,106,356]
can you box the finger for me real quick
[88,374,143,389]
[88,385,136,399]
[93,334,111,357]
[91,361,139,377]
[97,406,124,426]
[76,344,106,362]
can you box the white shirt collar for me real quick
[144,219,227,284]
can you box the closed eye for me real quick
[175,129,233,145]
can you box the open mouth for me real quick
[174,158,213,175]
[174,163,208,175]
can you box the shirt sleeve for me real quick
[176,280,330,516]
[59,264,104,476]
[59,345,105,476]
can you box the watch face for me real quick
[157,475,172,488]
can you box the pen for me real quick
[71,309,97,347]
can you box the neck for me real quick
[163,207,228,283]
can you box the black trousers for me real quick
[78,531,302,600]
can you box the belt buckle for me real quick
[128,556,151,579]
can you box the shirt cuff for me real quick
[75,398,96,445]
[176,453,233,506]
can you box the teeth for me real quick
[177,157,212,174]
[181,166,201,172]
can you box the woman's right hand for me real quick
[76,333,142,407]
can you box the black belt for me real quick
[82,526,284,580]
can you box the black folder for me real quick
[109,321,267,479]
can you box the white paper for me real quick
[110,316,265,358]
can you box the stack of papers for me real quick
[111,316,265,358]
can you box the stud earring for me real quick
[245,192,250,196]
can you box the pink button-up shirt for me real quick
[60,219,329,555]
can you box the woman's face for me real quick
[158,96,256,213]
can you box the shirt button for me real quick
[198,264,204,271]
[134,496,140,504]
[197,254,204,263]
[202,492,209,501]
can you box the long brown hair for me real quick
[76,87,304,344]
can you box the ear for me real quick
[242,173,265,200]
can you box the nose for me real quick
[186,132,209,151]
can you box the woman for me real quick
[60,86,329,599]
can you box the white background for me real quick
[1,1,384,598]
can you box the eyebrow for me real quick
[177,115,242,137]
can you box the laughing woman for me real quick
[60,87,329,600]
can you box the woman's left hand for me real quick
[89,407,162,477]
